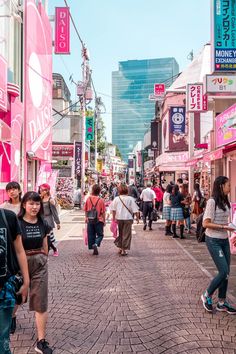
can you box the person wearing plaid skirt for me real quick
[162,184,173,235]
[170,184,185,239]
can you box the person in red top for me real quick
[84,184,105,255]
[152,182,164,214]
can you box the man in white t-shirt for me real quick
[140,182,156,231]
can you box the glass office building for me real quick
[112,58,179,160]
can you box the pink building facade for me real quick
[0,0,53,202]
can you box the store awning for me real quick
[158,165,188,172]
[203,148,223,162]
[185,153,203,167]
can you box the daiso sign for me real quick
[24,0,52,161]
[55,7,70,54]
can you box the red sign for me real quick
[186,84,208,112]
[55,7,70,54]
[52,144,73,157]
[0,55,7,112]
[154,83,165,96]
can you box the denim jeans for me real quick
[0,305,14,354]
[87,221,104,249]
[205,236,230,299]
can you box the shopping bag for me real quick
[83,227,88,246]
[110,219,118,239]
[229,233,236,255]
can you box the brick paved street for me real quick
[11,211,236,354]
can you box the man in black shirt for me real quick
[0,209,29,354]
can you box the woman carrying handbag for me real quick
[110,183,139,256]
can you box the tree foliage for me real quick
[90,117,106,155]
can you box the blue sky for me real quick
[49,0,211,142]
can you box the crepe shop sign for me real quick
[55,7,70,54]
[186,84,208,112]
[216,103,236,147]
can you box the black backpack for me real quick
[0,228,8,287]
[87,198,100,224]
[0,209,19,287]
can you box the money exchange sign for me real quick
[212,0,236,71]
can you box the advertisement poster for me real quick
[212,0,236,71]
[0,54,7,112]
[169,106,187,151]
[216,103,236,147]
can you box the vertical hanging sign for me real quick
[55,7,70,54]
[212,0,236,71]
[85,116,94,141]
[186,83,208,112]
[0,55,7,112]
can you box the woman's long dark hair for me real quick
[172,184,179,196]
[18,192,44,219]
[194,183,202,199]
[211,176,230,211]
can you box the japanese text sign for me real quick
[216,102,236,147]
[154,83,165,96]
[74,141,82,177]
[86,115,94,141]
[55,7,70,54]
[186,84,208,112]
[170,107,185,134]
[212,0,236,71]
[205,74,236,93]
[0,55,7,112]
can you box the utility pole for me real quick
[80,46,90,196]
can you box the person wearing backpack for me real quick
[0,208,29,354]
[84,184,105,255]
[201,176,236,314]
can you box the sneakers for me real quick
[53,250,59,257]
[35,339,52,354]
[216,301,236,314]
[10,316,16,334]
[201,293,213,313]
[143,224,147,231]
[92,244,98,255]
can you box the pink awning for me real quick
[203,148,223,162]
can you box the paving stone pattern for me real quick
[11,220,236,354]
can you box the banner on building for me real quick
[55,7,70,54]
[216,102,236,147]
[85,116,94,141]
[24,0,52,162]
[74,141,82,177]
[169,106,187,151]
[128,159,133,169]
[154,83,165,96]
[151,121,158,150]
[186,84,208,112]
[212,0,236,71]
[0,55,7,112]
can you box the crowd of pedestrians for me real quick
[1,175,236,353]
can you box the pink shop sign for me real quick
[55,7,70,54]
[216,103,236,148]
[24,0,52,161]
[0,55,7,112]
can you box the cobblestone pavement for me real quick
[11,211,236,353]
